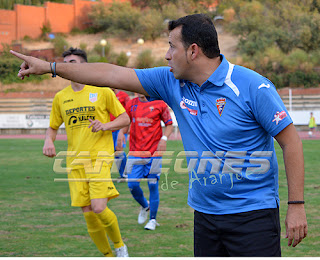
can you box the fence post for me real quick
[289,88,292,112]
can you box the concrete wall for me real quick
[15,4,46,40]
[0,9,16,47]
[0,0,128,50]
[45,2,75,33]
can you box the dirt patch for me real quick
[175,223,189,228]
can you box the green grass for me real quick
[0,139,319,256]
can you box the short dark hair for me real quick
[62,47,87,62]
[168,13,220,59]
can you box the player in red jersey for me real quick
[110,89,131,178]
[121,94,173,230]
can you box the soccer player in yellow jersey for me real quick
[308,112,317,137]
[42,48,130,257]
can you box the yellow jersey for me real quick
[309,116,317,128]
[50,85,126,168]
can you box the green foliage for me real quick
[70,27,84,36]
[23,35,33,42]
[287,71,320,88]
[137,8,165,41]
[51,35,69,56]
[161,2,187,20]
[89,2,141,36]
[135,49,155,69]
[132,0,175,9]
[154,57,168,67]
[89,42,128,66]
[88,0,215,41]
[40,21,52,39]
[0,47,48,84]
[221,0,320,88]
[79,42,87,53]
[93,41,112,59]
[116,51,129,67]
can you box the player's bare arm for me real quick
[88,112,130,133]
[43,127,58,157]
[157,124,173,151]
[10,50,148,95]
[274,123,308,247]
[116,129,126,151]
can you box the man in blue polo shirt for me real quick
[12,13,307,257]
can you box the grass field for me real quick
[0,139,319,257]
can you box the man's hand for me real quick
[43,139,56,157]
[116,130,126,151]
[156,139,167,151]
[88,118,107,132]
[10,50,50,79]
[285,204,308,247]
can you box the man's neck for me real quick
[71,81,85,92]
[191,56,221,87]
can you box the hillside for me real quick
[0,31,238,93]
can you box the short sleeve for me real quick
[104,88,126,118]
[134,67,174,107]
[49,94,63,130]
[250,79,292,137]
[160,103,173,126]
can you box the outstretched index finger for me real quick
[10,50,28,61]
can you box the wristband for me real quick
[161,136,168,141]
[50,62,54,75]
[288,200,305,204]
[51,62,56,78]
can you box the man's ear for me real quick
[189,43,199,60]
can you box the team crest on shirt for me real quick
[216,97,226,116]
[149,106,154,112]
[89,93,98,103]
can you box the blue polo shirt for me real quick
[134,55,292,215]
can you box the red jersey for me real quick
[126,97,172,155]
[110,90,131,121]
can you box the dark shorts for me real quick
[194,208,281,257]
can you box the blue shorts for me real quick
[125,156,162,181]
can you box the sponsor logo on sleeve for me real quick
[272,111,287,125]
[89,93,98,103]
[216,97,226,116]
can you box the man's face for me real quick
[165,26,190,80]
[63,54,83,64]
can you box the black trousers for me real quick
[194,208,281,257]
